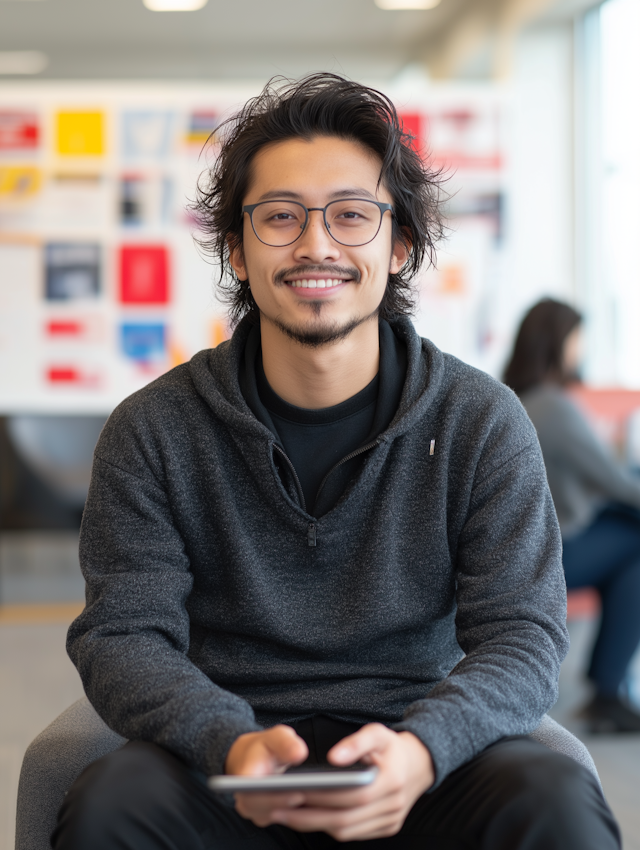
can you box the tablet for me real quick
[208,763,378,794]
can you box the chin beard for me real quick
[264,305,380,349]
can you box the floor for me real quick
[1,532,640,850]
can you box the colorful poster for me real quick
[0,111,39,151]
[122,111,173,158]
[186,110,219,148]
[45,243,101,300]
[119,245,169,304]
[398,113,423,155]
[44,315,104,343]
[120,322,166,363]
[119,174,172,225]
[426,109,501,171]
[44,364,102,388]
[0,166,42,199]
[56,111,104,156]
[210,317,229,348]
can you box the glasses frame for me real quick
[242,199,394,248]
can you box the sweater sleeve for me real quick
[67,448,262,778]
[394,417,569,787]
[544,392,640,509]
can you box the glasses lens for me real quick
[251,202,306,246]
[326,200,382,246]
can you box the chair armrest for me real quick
[15,697,126,850]
[529,714,601,788]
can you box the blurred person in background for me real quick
[504,298,640,733]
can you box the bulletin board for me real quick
[0,82,507,415]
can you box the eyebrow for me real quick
[257,187,378,202]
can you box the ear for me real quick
[389,228,411,275]
[228,235,248,281]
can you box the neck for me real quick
[260,316,380,409]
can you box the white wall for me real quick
[496,20,576,374]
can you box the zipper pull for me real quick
[307,523,317,547]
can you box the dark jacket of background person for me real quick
[520,385,640,539]
[67,315,569,789]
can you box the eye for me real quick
[332,205,375,225]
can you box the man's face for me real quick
[229,135,408,347]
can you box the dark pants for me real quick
[52,716,620,850]
[563,503,640,695]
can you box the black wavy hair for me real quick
[191,72,446,326]
[503,298,582,396]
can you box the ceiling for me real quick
[0,0,602,82]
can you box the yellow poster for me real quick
[56,111,104,156]
[0,166,42,198]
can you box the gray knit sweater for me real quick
[68,316,569,789]
[521,385,640,539]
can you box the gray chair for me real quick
[15,698,601,850]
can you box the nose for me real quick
[292,209,341,264]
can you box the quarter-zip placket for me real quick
[274,439,382,546]
[314,439,382,504]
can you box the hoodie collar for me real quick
[189,313,445,446]
[238,319,407,447]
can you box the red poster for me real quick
[398,113,423,155]
[119,245,169,305]
[45,366,101,388]
[0,111,39,151]
[46,320,83,337]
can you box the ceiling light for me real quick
[375,0,440,9]
[143,0,208,9]
[0,51,48,74]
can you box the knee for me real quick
[481,738,611,832]
[53,742,190,848]
[495,742,620,840]
[496,742,597,806]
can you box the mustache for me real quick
[274,264,361,285]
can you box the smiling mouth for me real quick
[285,278,350,289]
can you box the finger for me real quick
[272,793,400,834]
[264,725,309,767]
[235,791,305,823]
[331,813,404,842]
[236,791,306,809]
[297,786,374,809]
[237,727,308,776]
[327,723,391,766]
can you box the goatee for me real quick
[264,307,380,349]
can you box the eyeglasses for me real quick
[242,199,394,248]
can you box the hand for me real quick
[231,723,435,842]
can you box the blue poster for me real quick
[120,322,166,363]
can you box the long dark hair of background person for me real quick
[503,298,582,396]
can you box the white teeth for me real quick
[287,279,345,289]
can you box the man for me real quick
[53,74,619,849]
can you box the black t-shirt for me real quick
[240,320,407,517]
[256,360,378,515]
